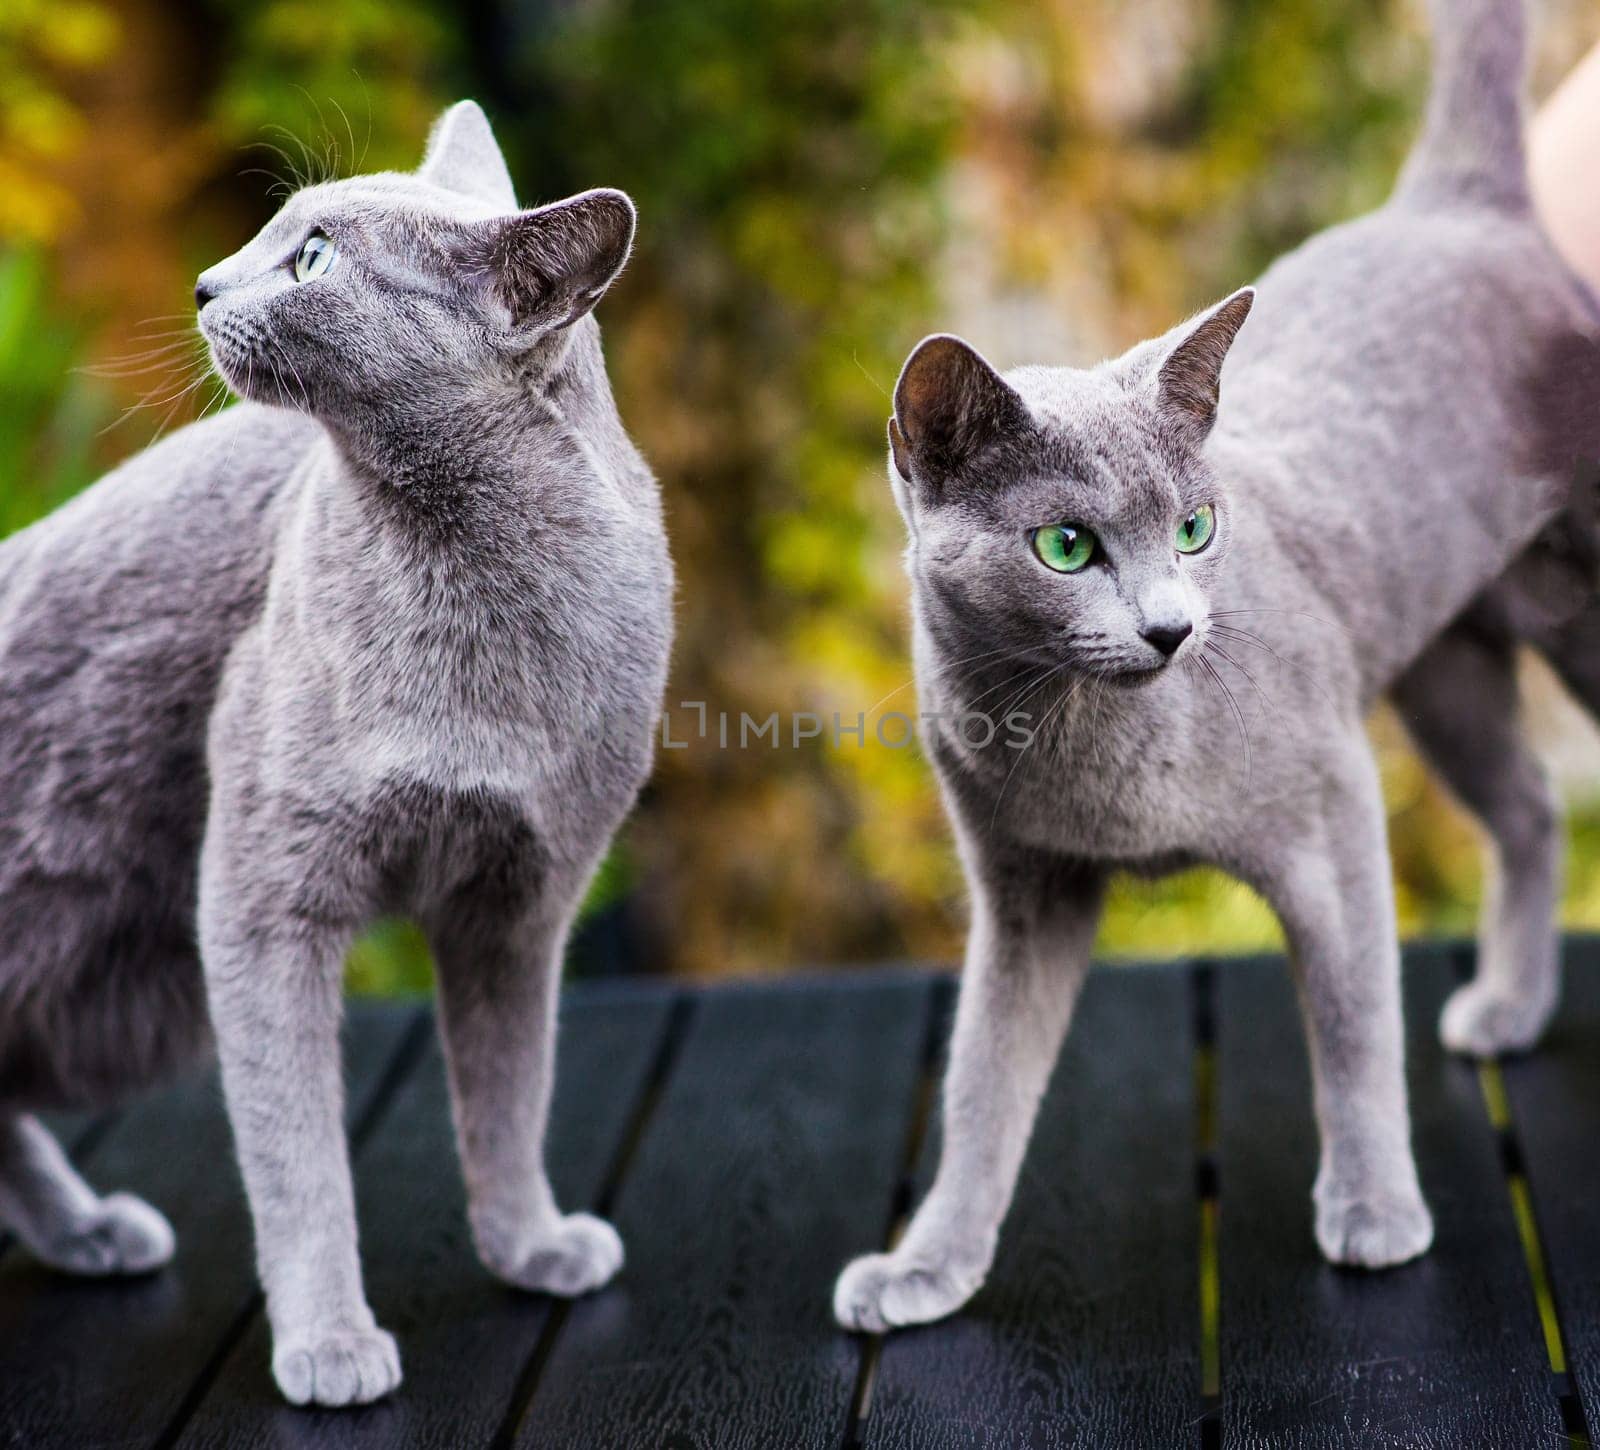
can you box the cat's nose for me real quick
[194,279,216,311]
[1142,621,1192,658]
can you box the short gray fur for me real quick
[836,0,1600,1333]
[0,102,672,1405]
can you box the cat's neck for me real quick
[317,317,622,543]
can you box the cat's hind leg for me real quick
[0,1113,173,1274]
[1393,620,1561,1055]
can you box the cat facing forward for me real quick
[0,103,672,1405]
[835,0,1600,1334]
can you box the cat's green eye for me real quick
[294,232,338,284]
[1176,504,1215,555]
[1031,523,1096,573]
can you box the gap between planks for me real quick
[13,949,1590,1449]
[840,975,955,1450]
[837,950,1596,1450]
[1456,946,1592,1450]
[1193,961,1222,1450]
[148,1004,435,1450]
[489,990,697,1450]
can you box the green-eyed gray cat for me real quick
[0,103,672,1405]
[835,0,1600,1333]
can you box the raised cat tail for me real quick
[1394,0,1530,212]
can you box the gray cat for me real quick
[835,0,1600,1334]
[0,102,672,1406]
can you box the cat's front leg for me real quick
[199,834,398,1409]
[1248,737,1433,1268]
[424,880,623,1299]
[834,846,1104,1333]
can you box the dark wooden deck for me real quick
[3,940,1599,1449]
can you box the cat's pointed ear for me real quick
[419,100,517,210]
[1156,287,1254,436]
[460,189,637,340]
[891,334,1028,502]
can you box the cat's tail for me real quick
[1394,0,1530,213]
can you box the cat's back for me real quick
[0,403,322,1081]
[1227,199,1589,434]
[0,401,319,861]
[1210,196,1599,695]
[1,403,317,621]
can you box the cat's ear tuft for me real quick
[892,334,1027,493]
[1156,287,1254,436]
[419,100,518,210]
[463,189,637,339]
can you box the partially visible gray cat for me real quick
[0,102,672,1406]
[836,0,1600,1333]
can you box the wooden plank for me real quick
[511,974,933,1450]
[1216,945,1559,1448]
[0,1000,424,1450]
[1499,936,1600,1432]
[169,985,676,1450]
[861,963,1199,1450]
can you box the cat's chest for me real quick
[359,587,665,781]
[1012,750,1206,860]
[936,690,1224,863]
[264,517,671,794]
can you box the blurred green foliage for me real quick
[486,0,972,970]
[2,0,1599,990]
[0,249,110,535]
[206,0,458,177]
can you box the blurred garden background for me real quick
[4,0,1600,989]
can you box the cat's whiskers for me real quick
[97,355,214,441]
[83,318,209,382]
[239,165,297,202]
[329,95,364,178]
[864,643,1020,717]
[268,336,311,411]
[81,338,208,380]
[958,658,1053,717]
[262,124,318,190]
[350,76,374,172]
[151,346,230,444]
[245,141,304,197]
[290,87,353,185]
[1190,650,1253,790]
[1203,639,1282,731]
[81,351,203,381]
[985,661,1070,744]
[985,659,1065,726]
[1208,621,1341,713]
[196,378,232,426]
[215,353,253,485]
[985,666,1093,837]
[1209,606,1353,637]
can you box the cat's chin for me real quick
[1104,662,1171,688]
[198,325,288,410]
[198,340,253,403]
[205,350,302,412]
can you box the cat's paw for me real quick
[488,1212,624,1297]
[833,1249,986,1333]
[37,1191,175,1276]
[272,1326,402,1408]
[1439,982,1555,1057]
[1314,1184,1433,1268]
